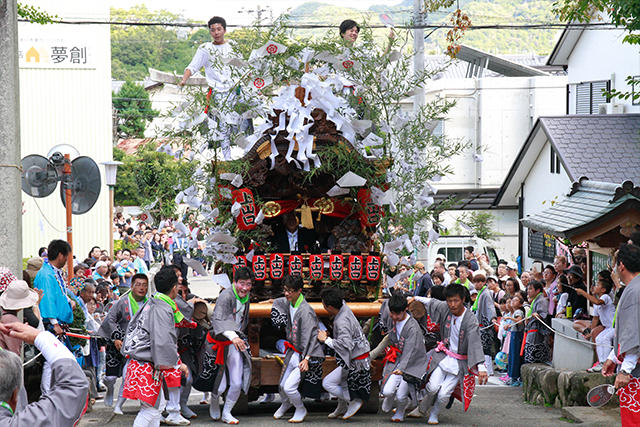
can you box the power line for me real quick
[18,18,621,31]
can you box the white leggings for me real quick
[133,391,165,427]
[382,373,410,402]
[104,359,130,401]
[216,345,243,404]
[279,353,304,408]
[596,327,615,363]
[323,366,349,401]
[425,366,458,403]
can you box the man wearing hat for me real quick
[565,264,588,317]
[0,280,40,354]
[0,280,41,411]
[25,257,43,285]
[92,261,109,282]
[506,261,522,288]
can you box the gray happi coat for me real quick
[332,303,370,368]
[474,288,497,356]
[208,286,252,393]
[0,358,88,427]
[524,292,550,363]
[98,295,145,376]
[613,275,640,377]
[272,296,325,398]
[122,297,178,368]
[381,315,428,388]
[419,298,484,411]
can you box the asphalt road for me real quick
[79,384,582,427]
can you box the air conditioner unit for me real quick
[598,103,625,114]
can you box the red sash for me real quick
[618,377,640,426]
[353,352,370,361]
[284,341,300,354]
[382,345,401,365]
[206,332,232,365]
[204,87,213,114]
[520,329,538,356]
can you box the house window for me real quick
[575,80,610,114]
[550,146,560,174]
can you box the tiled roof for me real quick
[541,114,640,184]
[521,178,640,237]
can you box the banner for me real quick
[365,255,381,281]
[252,255,267,281]
[357,189,384,227]
[329,254,344,281]
[289,254,303,276]
[308,254,324,281]
[270,253,285,280]
[348,255,363,281]
[232,188,258,230]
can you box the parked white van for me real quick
[418,236,500,271]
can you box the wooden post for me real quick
[64,154,74,283]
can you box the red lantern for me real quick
[253,255,267,281]
[234,255,247,273]
[365,255,381,281]
[308,254,324,281]
[357,189,384,227]
[289,254,303,276]
[232,188,258,231]
[348,255,363,281]
[329,254,344,281]
[270,253,284,280]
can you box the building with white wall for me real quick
[493,22,640,270]
[548,20,640,115]
[420,48,567,260]
[18,1,112,258]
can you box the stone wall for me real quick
[522,363,617,408]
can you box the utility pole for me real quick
[238,5,272,27]
[413,0,425,112]
[0,0,23,277]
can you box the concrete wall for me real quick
[566,25,640,114]
[424,76,567,190]
[519,140,572,269]
[18,1,112,258]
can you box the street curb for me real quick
[561,406,621,426]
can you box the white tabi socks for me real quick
[342,399,363,419]
[327,399,348,419]
[210,394,221,421]
[391,398,408,422]
[221,397,239,424]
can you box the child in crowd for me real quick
[505,293,525,386]
[554,276,569,318]
[577,271,615,372]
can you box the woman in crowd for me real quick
[523,281,551,364]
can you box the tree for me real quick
[110,6,199,81]
[112,81,158,139]
[553,0,640,102]
[17,3,57,24]
[456,211,502,242]
[113,143,195,219]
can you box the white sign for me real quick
[19,36,95,69]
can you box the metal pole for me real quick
[0,0,23,277]
[109,186,114,257]
[413,0,425,111]
[63,154,74,283]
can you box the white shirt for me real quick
[440,308,465,375]
[185,41,235,92]
[394,314,409,340]
[594,294,615,329]
[289,301,300,321]
[287,229,299,252]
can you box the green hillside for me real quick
[288,0,559,55]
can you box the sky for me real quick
[107,0,404,25]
